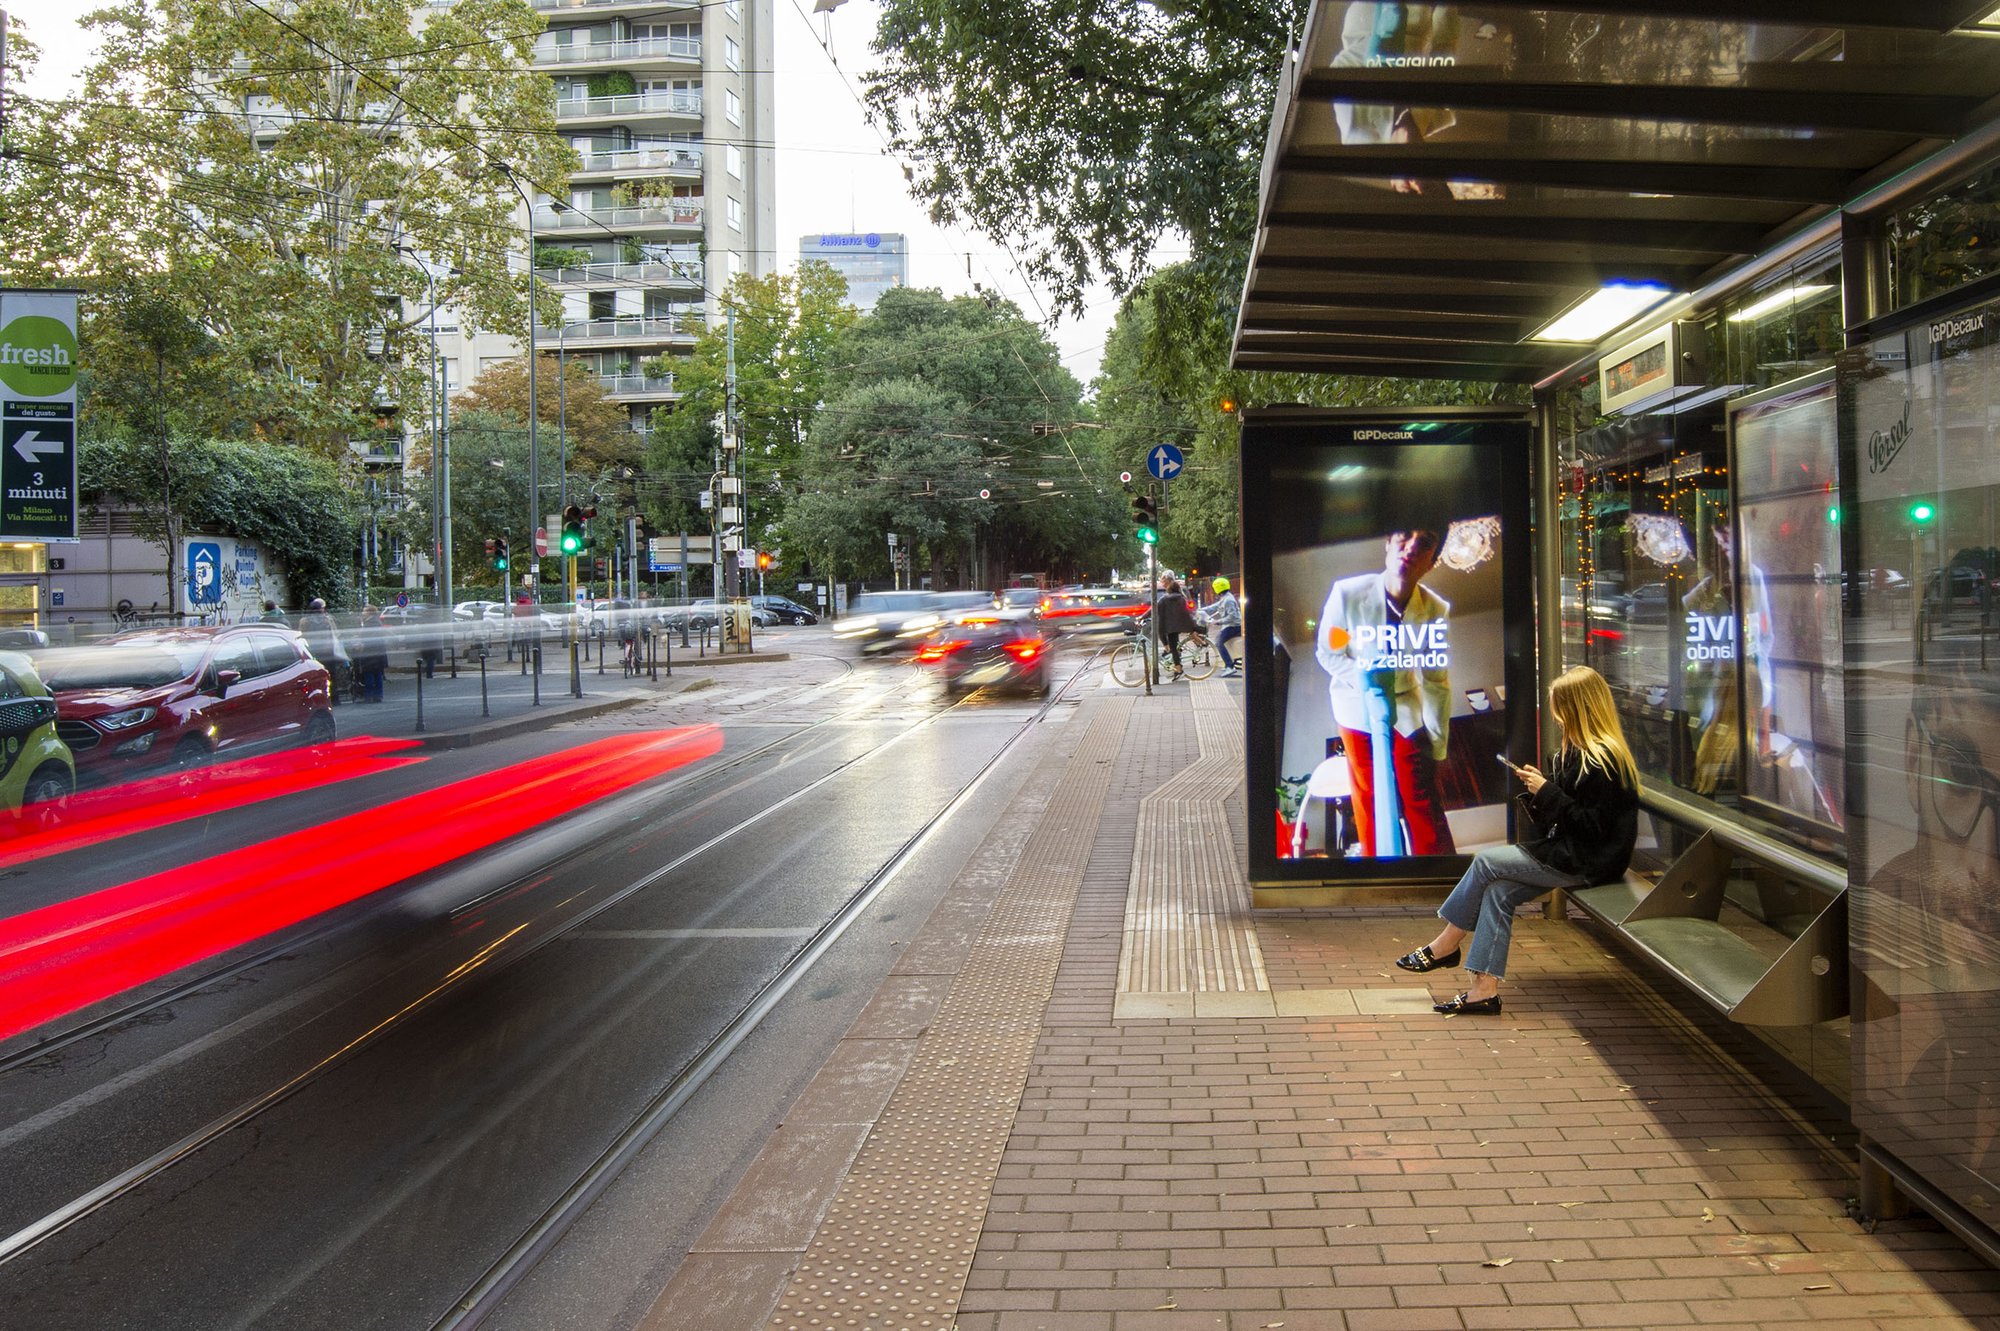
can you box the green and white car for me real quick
[0,649,75,821]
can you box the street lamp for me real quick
[493,161,541,598]
[401,247,461,611]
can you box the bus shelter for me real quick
[1235,1,2000,1261]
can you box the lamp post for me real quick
[494,163,539,600]
[404,251,458,612]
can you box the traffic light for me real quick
[757,551,773,571]
[1131,493,1159,546]
[492,537,509,571]
[1909,500,1937,524]
[559,504,585,555]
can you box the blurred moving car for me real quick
[997,588,1043,615]
[1039,588,1149,633]
[39,625,335,782]
[915,617,1053,696]
[833,591,945,654]
[0,650,75,817]
[751,595,819,625]
[0,627,51,649]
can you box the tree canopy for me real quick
[4,0,574,450]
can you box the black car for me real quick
[751,595,819,625]
[916,616,1053,696]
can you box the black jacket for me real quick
[1155,593,1200,636]
[1521,747,1638,885]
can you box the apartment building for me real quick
[439,0,778,436]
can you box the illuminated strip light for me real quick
[0,737,427,872]
[1726,283,1836,322]
[1529,283,1675,344]
[0,727,722,1043]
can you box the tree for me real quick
[865,1,1305,315]
[644,263,860,563]
[785,288,1124,588]
[3,0,575,451]
[455,356,641,477]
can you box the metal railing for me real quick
[555,90,702,120]
[541,315,698,341]
[597,373,678,394]
[534,36,700,65]
[533,259,703,285]
[576,145,703,175]
[532,200,703,230]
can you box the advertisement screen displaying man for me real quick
[1239,410,1535,887]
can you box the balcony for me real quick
[539,315,700,343]
[575,144,704,176]
[534,259,703,286]
[531,0,676,9]
[597,373,678,396]
[555,90,702,121]
[535,37,700,67]
[533,200,703,232]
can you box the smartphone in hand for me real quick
[1495,753,1522,775]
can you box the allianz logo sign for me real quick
[1353,429,1415,441]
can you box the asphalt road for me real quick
[0,640,1098,1330]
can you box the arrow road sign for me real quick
[1146,444,1185,482]
[11,429,62,464]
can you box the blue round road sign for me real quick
[395,592,409,608]
[1145,444,1185,482]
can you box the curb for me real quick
[401,693,654,750]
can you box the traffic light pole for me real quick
[567,553,581,697]
[1145,540,1157,697]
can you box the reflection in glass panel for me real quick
[1722,254,1844,391]
[1845,295,2000,1221]
[1730,375,1845,844]
[1558,400,1740,805]
[1887,164,2000,311]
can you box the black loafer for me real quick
[1394,945,1461,973]
[1434,992,1502,1016]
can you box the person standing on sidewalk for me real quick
[1394,665,1639,1014]
[1201,577,1242,677]
[351,605,389,703]
[1154,577,1200,680]
[298,599,349,705]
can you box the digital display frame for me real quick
[1241,407,1538,888]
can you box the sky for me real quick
[13,0,1125,384]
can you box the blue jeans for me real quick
[1438,845,1586,979]
[1215,624,1241,666]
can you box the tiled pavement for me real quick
[644,680,2000,1331]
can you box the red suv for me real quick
[40,625,336,784]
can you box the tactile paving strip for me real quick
[1117,679,1269,996]
[763,695,1135,1331]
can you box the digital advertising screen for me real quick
[1241,409,1537,887]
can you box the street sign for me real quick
[0,289,81,543]
[188,541,222,605]
[394,592,409,609]
[736,549,756,570]
[534,527,548,557]
[886,532,899,547]
[1119,471,1132,484]
[1145,444,1185,482]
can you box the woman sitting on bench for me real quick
[1394,665,1640,1015]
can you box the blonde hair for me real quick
[1548,665,1638,789]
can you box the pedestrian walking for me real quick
[1154,577,1200,680]
[352,605,389,703]
[1394,665,1639,1014]
[297,598,350,704]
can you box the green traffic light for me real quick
[1910,501,1936,523]
[1136,526,1159,546]
[560,531,582,555]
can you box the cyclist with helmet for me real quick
[1200,577,1242,677]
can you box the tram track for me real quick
[0,645,1105,1289]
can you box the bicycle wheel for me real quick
[1182,637,1219,681]
[1106,639,1149,687]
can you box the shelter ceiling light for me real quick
[1727,283,1836,322]
[1528,283,1674,344]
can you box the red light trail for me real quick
[0,728,721,1043]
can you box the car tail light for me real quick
[915,639,968,662]
[1002,640,1044,662]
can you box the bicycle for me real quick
[1107,629,1218,687]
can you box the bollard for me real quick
[663,629,671,678]
[479,648,490,718]
[649,627,659,682]
[414,654,426,733]
[597,626,606,675]
[570,636,582,699]
[449,645,459,680]
[533,643,541,706]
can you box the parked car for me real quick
[0,650,75,820]
[38,625,335,784]
[751,595,819,625]
[833,591,946,654]
[915,618,1054,696]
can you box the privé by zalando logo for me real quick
[1353,429,1415,441]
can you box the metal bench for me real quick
[1569,782,1847,1027]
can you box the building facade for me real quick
[799,232,908,311]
